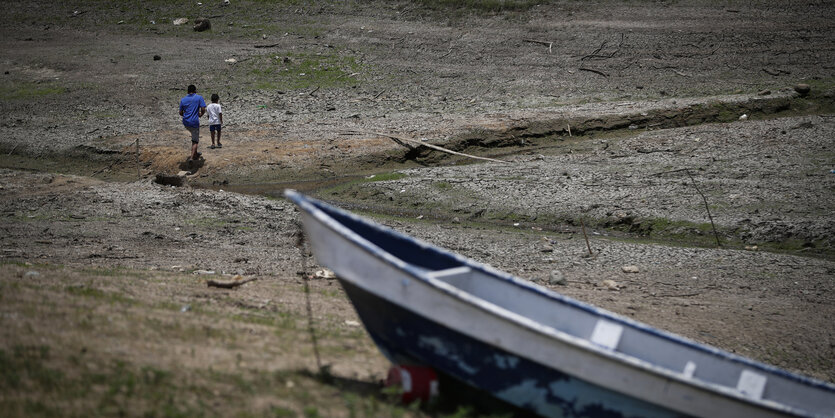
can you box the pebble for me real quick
[738,114,748,121]
[622,265,640,273]
[345,320,360,327]
[602,279,620,291]
[549,270,566,285]
[193,269,216,275]
[794,83,811,96]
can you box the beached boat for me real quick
[285,190,835,417]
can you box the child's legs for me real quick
[216,129,221,144]
[210,130,216,144]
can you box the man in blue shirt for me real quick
[179,85,206,160]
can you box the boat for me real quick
[285,190,835,417]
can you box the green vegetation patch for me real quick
[0,82,66,101]
[247,52,363,91]
[414,0,546,13]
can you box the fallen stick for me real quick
[207,276,257,289]
[351,130,507,164]
[579,67,609,78]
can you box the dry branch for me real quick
[349,130,508,164]
[579,67,609,78]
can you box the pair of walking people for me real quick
[179,85,224,160]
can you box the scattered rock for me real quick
[173,18,189,25]
[541,244,554,253]
[154,173,186,187]
[738,114,748,121]
[193,17,211,32]
[621,265,640,273]
[344,320,360,327]
[602,279,620,291]
[794,83,811,96]
[549,270,566,285]
[314,268,336,279]
[193,269,216,275]
[744,245,759,251]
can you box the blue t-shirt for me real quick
[179,93,206,128]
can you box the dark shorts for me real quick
[186,126,200,143]
[210,124,221,132]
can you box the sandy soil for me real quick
[1,0,834,416]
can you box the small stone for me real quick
[602,279,620,291]
[24,270,41,278]
[180,304,191,312]
[314,269,335,279]
[452,217,460,223]
[193,17,211,32]
[541,244,554,253]
[344,320,360,327]
[757,89,771,96]
[193,270,216,275]
[621,265,640,273]
[738,114,748,121]
[153,55,161,61]
[549,270,566,285]
[744,245,759,251]
[173,18,189,25]
[794,83,811,96]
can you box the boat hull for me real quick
[340,279,687,417]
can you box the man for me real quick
[179,84,206,160]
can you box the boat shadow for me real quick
[301,368,536,417]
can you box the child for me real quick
[206,93,223,149]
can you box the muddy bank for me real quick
[323,115,835,258]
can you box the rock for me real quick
[738,114,748,121]
[549,270,566,285]
[621,265,640,273]
[452,217,460,223]
[744,245,759,251]
[193,18,211,32]
[193,270,216,275]
[24,270,41,278]
[602,279,620,291]
[344,320,360,327]
[541,244,554,253]
[153,55,161,61]
[224,58,237,63]
[757,89,771,96]
[794,83,811,96]
[314,268,335,279]
[173,18,188,25]
[180,304,191,312]
[154,173,185,187]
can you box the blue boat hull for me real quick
[340,280,689,418]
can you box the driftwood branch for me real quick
[684,169,721,248]
[579,67,609,78]
[207,276,257,289]
[523,39,553,53]
[348,130,508,164]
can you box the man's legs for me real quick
[187,126,200,159]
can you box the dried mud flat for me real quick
[1,1,835,416]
